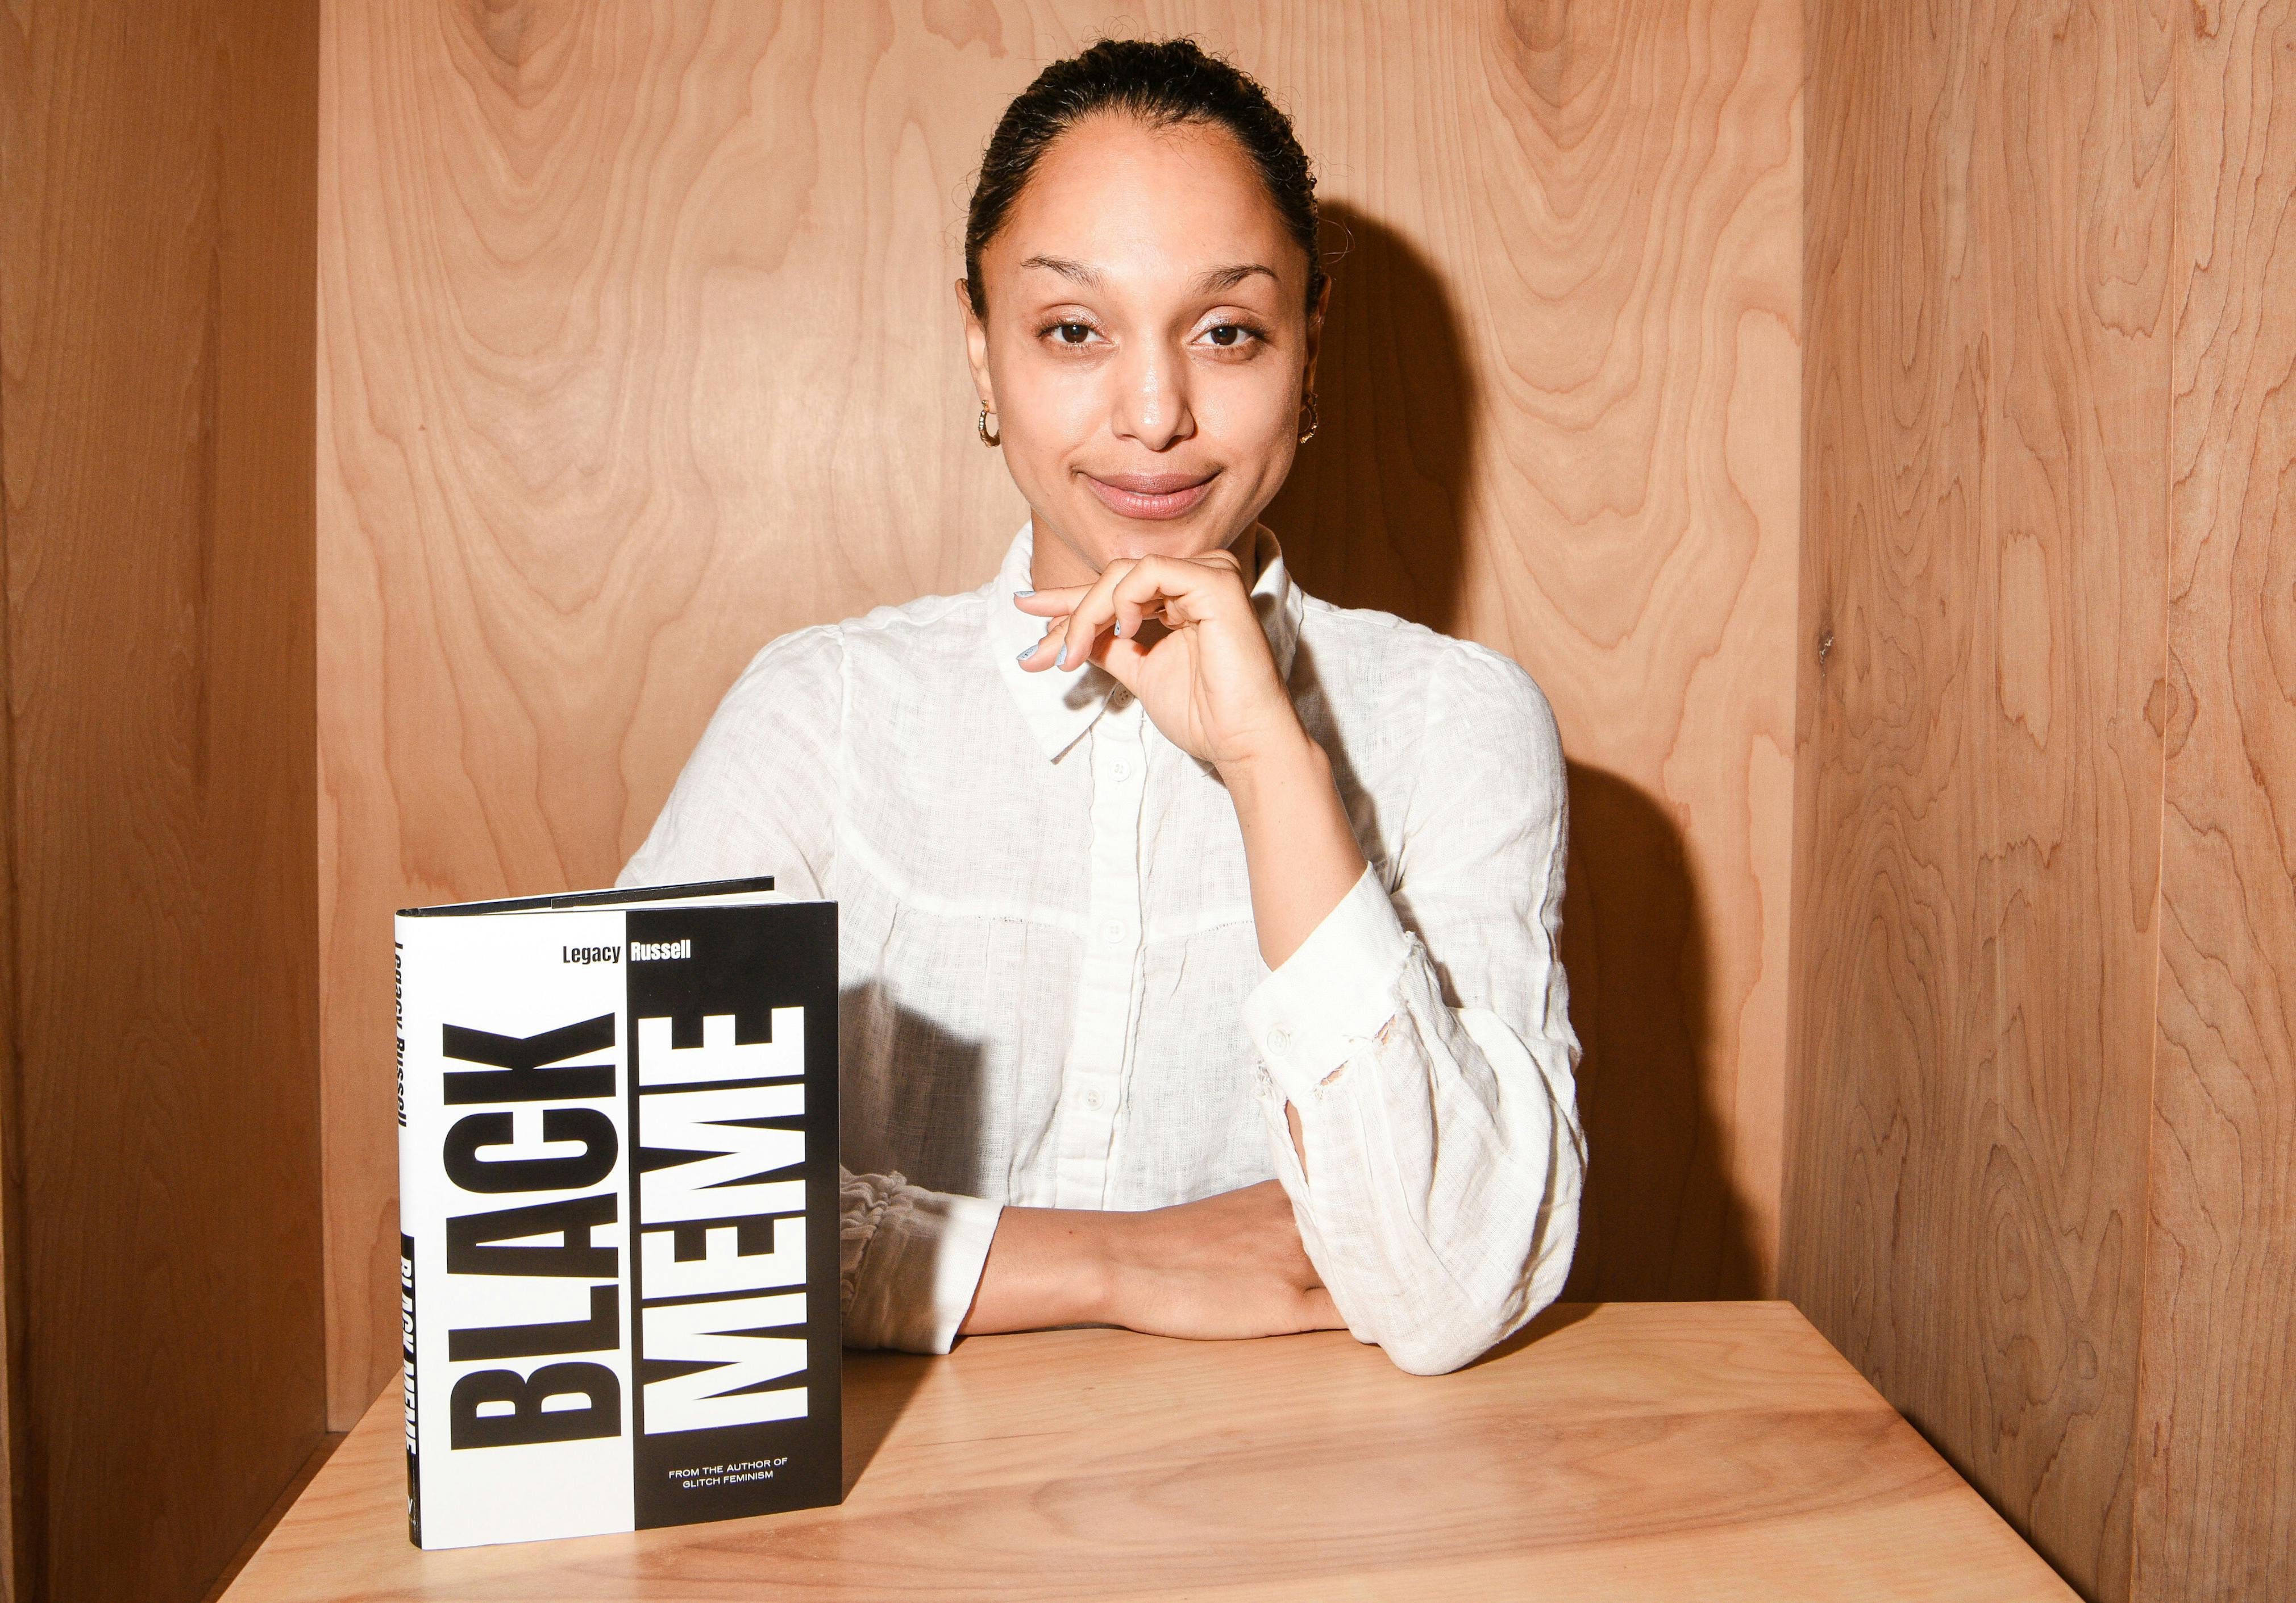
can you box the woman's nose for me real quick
[1110,339,1195,451]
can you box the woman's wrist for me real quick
[1212,715,1323,803]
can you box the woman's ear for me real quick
[1301,277,1332,400]
[956,277,995,412]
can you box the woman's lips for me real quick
[1083,471,1217,521]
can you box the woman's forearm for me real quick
[1217,724,1366,1175]
[955,1203,1120,1336]
[954,1182,1343,1343]
[1218,724,1367,973]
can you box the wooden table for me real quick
[223,1303,2075,1601]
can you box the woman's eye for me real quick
[1202,322,1260,350]
[1053,321,1093,344]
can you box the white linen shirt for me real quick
[618,520,1586,1376]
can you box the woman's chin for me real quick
[1085,506,1242,565]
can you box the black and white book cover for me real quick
[396,876,842,1550]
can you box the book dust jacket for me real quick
[396,879,842,1549]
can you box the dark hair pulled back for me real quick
[963,37,1326,318]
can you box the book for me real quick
[396,875,842,1550]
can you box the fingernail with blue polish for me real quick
[1017,644,1035,662]
[1112,622,1122,637]
[1015,588,1034,599]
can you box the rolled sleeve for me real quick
[839,1170,1005,1354]
[1240,859,1415,1100]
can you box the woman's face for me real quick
[961,113,1325,588]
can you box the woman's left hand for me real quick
[1014,545,1305,771]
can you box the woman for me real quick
[619,38,1584,1377]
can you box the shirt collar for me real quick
[982,519,1304,763]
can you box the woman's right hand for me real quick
[957,1180,1345,1343]
[1102,1178,1347,1341]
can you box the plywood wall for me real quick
[317,0,1804,1422]
[2135,1,2296,1596]
[1786,1,2175,1600]
[0,4,326,1602]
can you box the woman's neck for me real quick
[1028,517,1265,590]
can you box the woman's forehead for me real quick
[989,114,1303,293]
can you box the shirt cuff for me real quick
[1241,858,1415,1102]
[846,1188,1005,1354]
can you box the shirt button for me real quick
[1103,920,1125,944]
[1270,1027,1292,1053]
[1108,687,1130,706]
[1083,1087,1104,1111]
[1109,759,1131,781]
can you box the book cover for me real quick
[396,877,842,1550]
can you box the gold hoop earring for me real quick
[978,404,1001,447]
[1297,392,1320,445]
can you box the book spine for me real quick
[402,1234,419,1547]
[395,929,421,1547]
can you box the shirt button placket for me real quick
[1055,695,1147,1210]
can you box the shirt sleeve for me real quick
[618,625,1005,1356]
[1239,643,1586,1376]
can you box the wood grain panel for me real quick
[0,205,20,1600]
[319,0,1803,1421]
[229,1306,2077,1602]
[1783,2,2172,1599]
[0,226,19,1600]
[2134,1,2296,1595]
[0,3,326,1601]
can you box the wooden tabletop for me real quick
[223,1302,2074,1602]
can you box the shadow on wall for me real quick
[1267,204,1760,1302]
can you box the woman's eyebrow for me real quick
[1196,262,1277,292]
[1019,254,1103,286]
